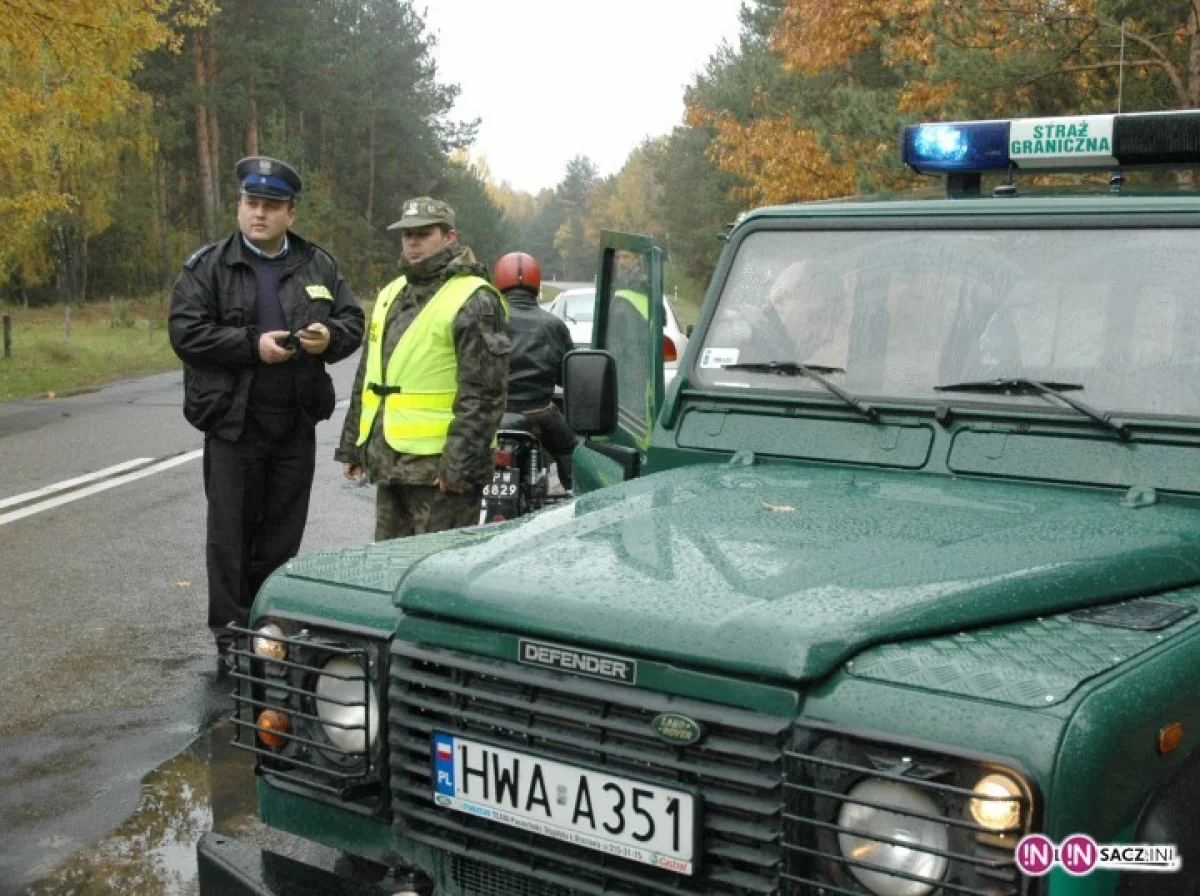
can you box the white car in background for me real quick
[545,287,689,382]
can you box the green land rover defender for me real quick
[200,111,1200,896]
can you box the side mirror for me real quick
[564,349,617,436]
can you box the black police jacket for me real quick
[168,231,364,441]
[504,287,574,412]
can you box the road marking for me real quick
[0,458,154,510]
[0,450,202,527]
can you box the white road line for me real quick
[0,450,202,527]
[0,457,154,510]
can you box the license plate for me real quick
[432,733,698,875]
[482,468,518,498]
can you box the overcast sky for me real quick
[420,0,745,194]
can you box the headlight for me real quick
[836,778,949,896]
[315,656,379,752]
[252,623,287,660]
[969,773,1022,831]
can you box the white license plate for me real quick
[432,732,697,875]
[482,468,518,498]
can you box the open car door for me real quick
[568,231,666,493]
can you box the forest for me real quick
[5,0,1200,308]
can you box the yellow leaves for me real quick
[772,0,934,74]
[0,1,212,285]
[702,109,859,206]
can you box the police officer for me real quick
[493,251,578,490]
[336,197,510,540]
[169,156,364,655]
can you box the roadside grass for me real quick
[0,299,180,401]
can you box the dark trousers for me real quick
[522,404,578,489]
[203,421,315,636]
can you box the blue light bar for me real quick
[902,110,1200,176]
[903,120,1010,173]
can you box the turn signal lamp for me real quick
[969,773,1023,831]
[257,710,290,748]
[663,335,678,363]
[903,110,1200,175]
[1159,721,1184,754]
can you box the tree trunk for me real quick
[193,31,217,242]
[1190,2,1200,106]
[246,89,259,155]
[155,146,171,289]
[245,0,260,155]
[366,102,376,225]
[320,112,328,170]
[207,25,222,216]
[80,234,89,305]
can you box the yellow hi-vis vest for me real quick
[356,274,503,455]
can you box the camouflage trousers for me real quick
[375,483,482,541]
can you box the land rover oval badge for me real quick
[651,713,703,746]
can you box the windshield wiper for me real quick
[723,361,879,422]
[934,377,1130,439]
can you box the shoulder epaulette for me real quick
[184,243,218,270]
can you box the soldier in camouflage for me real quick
[336,197,510,539]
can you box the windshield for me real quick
[695,227,1200,418]
[563,292,595,321]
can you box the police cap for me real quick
[386,197,456,231]
[235,156,302,200]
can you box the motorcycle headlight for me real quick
[836,778,949,896]
[315,655,379,752]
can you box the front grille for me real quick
[783,727,1034,895]
[229,623,387,812]
[389,641,790,895]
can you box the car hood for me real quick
[397,463,1200,681]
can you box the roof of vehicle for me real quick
[740,193,1200,226]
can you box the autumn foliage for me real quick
[687,0,1200,207]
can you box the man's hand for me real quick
[297,322,331,355]
[433,477,466,495]
[259,330,295,364]
[343,463,365,481]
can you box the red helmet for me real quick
[494,252,541,293]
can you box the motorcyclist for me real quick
[493,251,578,490]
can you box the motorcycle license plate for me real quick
[483,467,518,499]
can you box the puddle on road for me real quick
[22,719,254,896]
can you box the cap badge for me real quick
[257,159,271,174]
[405,201,419,216]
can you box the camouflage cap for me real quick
[386,196,456,231]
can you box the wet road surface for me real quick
[0,362,379,894]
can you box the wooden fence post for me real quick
[2,313,10,359]
[64,306,71,342]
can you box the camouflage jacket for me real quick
[336,244,510,489]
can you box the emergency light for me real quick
[903,110,1200,175]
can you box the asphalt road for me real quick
[0,357,375,893]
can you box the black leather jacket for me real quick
[504,287,574,411]
[169,231,364,440]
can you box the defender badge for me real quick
[518,639,636,685]
[651,713,703,746]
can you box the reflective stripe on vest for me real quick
[357,274,503,455]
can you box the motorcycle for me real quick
[478,412,551,524]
